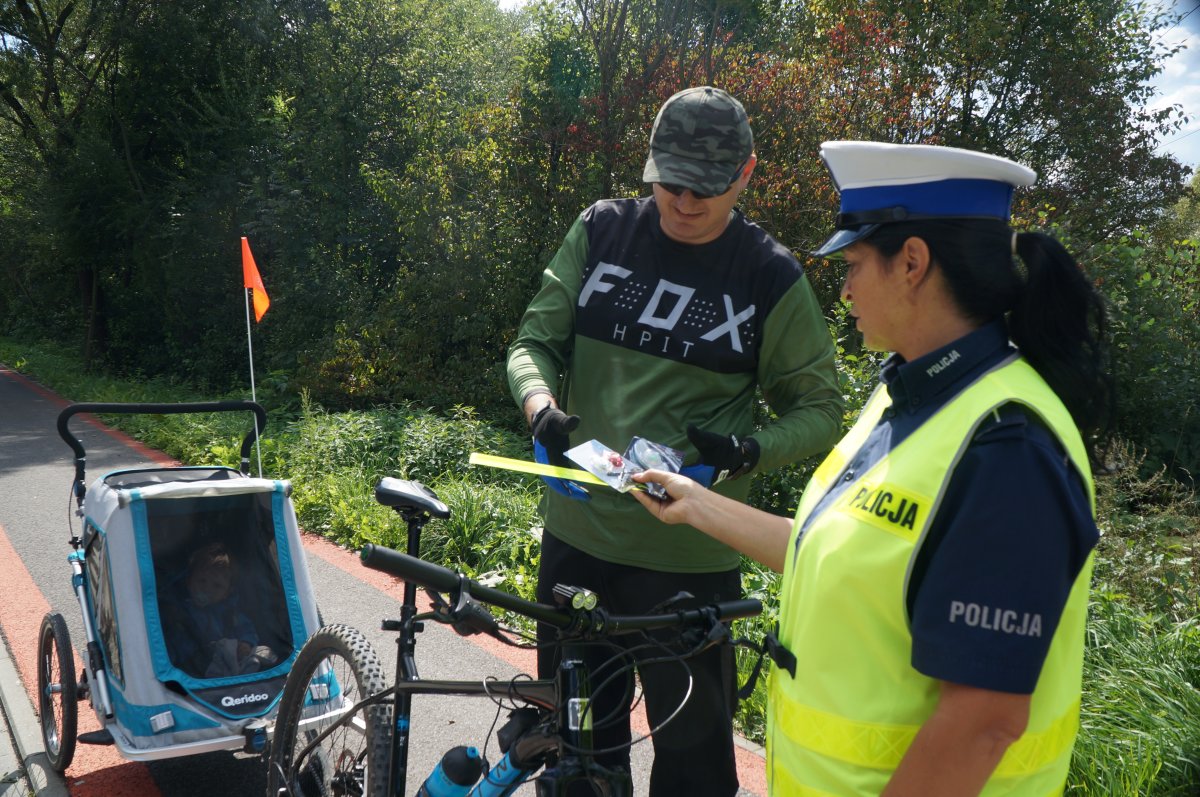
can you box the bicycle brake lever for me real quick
[427,589,451,614]
[447,575,505,640]
[703,618,730,648]
[648,591,696,614]
[424,582,501,639]
[677,607,731,654]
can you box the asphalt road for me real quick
[0,365,766,796]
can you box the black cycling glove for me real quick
[530,404,581,468]
[686,424,760,484]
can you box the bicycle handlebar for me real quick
[57,401,269,487]
[360,543,762,635]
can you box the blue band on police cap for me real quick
[840,178,1016,222]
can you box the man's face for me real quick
[651,163,751,245]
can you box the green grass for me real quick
[1070,594,1200,793]
[5,335,1200,795]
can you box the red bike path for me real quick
[0,365,767,796]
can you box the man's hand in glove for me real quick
[529,402,588,500]
[681,424,760,486]
[530,404,580,466]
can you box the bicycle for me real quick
[266,477,762,796]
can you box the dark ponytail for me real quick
[865,219,1114,459]
[1009,231,1114,443]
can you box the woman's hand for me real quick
[630,469,707,525]
[630,468,792,573]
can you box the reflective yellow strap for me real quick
[467,452,606,485]
[772,762,1066,797]
[809,446,847,490]
[774,699,1079,775]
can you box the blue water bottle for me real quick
[417,745,486,797]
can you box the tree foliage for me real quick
[0,0,1195,469]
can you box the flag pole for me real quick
[243,282,264,478]
[242,238,265,478]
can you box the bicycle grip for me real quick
[361,544,460,592]
[712,599,764,622]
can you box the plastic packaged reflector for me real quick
[565,437,683,497]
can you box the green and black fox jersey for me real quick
[508,197,842,571]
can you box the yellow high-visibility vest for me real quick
[769,355,1095,796]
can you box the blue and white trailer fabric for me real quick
[79,466,320,759]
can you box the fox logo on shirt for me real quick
[579,262,756,360]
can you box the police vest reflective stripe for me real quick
[768,356,1095,796]
[770,761,1071,797]
[771,696,1081,773]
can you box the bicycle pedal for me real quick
[381,619,402,631]
[78,729,114,746]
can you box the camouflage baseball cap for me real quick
[643,86,754,197]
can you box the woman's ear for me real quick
[900,236,932,287]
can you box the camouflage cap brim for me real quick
[642,150,746,197]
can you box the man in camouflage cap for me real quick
[643,86,756,245]
[507,86,841,795]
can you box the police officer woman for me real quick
[631,141,1112,796]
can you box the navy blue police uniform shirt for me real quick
[797,321,1098,694]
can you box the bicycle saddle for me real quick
[374,477,451,518]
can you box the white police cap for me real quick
[812,141,1037,258]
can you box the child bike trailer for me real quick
[37,401,321,770]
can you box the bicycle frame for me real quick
[272,478,759,797]
[380,499,630,796]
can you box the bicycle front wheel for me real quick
[268,624,392,797]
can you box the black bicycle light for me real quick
[553,584,599,611]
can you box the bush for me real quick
[1092,441,1200,622]
[1079,229,1200,480]
[416,475,542,594]
[281,394,527,486]
[1070,447,1200,793]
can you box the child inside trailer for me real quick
[163,542,279,678]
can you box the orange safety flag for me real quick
[241,237,270,322]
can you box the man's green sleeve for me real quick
[752,274,844,470]
[507,215,589,408]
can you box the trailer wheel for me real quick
[37,612,78,772]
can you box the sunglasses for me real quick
[657,158,750,200]
[658,183,728,200]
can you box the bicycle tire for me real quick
[37,612,77,773]
[267,624,392,797]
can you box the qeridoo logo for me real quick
[222,692,270,707]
